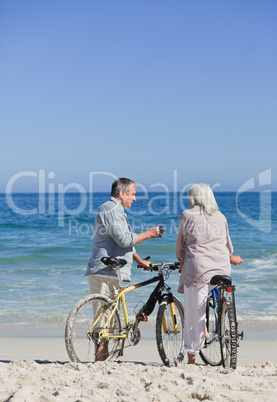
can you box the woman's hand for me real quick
[230,254,243,265]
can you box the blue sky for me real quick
[1,0,276,193]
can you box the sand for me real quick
[1,359,276,402]
[0,323,276,401]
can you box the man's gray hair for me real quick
[188,183,219,216]
[111,178,136,198]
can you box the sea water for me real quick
[0,192,276,337]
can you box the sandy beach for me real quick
[1,322,276,401]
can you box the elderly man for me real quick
[86,177,164,360]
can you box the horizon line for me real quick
[2,190,276,195]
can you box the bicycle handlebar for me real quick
[137,259,180,271]
[101,256,180,271]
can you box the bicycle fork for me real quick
[162,291,179,335]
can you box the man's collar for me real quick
[110,196,124,210]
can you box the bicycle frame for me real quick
[87,264,179,340]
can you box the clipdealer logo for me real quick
[235,169,272,233]
[5,169,218,226]
[5,168,273,233]
[5,169,194,227]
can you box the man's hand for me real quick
[135,226,164,245]
[133,253,152,270]
[141,260,152,271]
[147,226,164,238]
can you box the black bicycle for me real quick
[199,275,244,369]
[65,257,184,366]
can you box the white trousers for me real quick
[183,283,213,355]
[89,275,119,299]
[89,275,119,328]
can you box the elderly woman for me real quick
[176,183,243,365]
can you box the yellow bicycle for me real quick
[65,257,184,366]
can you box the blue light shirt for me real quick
[86,197,137,281]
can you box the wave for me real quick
[248,253,277,269]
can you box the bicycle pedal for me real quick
[136,313,148,322]
[238,331,244,341]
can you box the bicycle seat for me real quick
[210,275,232,286]
[101,256,127,268]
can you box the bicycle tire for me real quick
[65,294,123,363]
[156,296,184,366]
[200,294,222,366]
[220,296,237,369]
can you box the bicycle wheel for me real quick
[200,294,222,366]
[156,296,184,366]
[65,294,123,363]
[220,296,237,369]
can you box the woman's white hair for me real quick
[188,183,219,216]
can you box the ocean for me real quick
[0,192,276,337]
